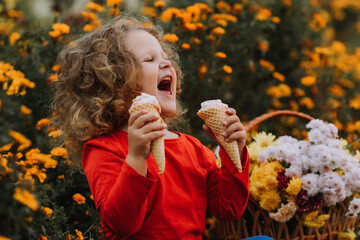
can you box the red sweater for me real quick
[82,130,249,239]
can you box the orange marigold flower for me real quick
[271,16,281,23]
[7,10,24,19]
[349,95,360,109]
[51,147,68,158]
[109,8,121,17]
[215,52,227,59]
[255,8,272,21]
[233,3,244,14]
[163,33,179,42]
[259,59,275,72]
[48,129,61,138]
[47,73,58,84]
[216,1,231,12]
[85,2,104,12]
[184,22,197,31]
[83,24,95,32]
[40,234,48,240]
[13,187,39,211]
[299,97,314,109]
[58,175,65,179]
[160,8,182,23]
[328,84,345,97]
[301,75,316,86]
[190,37,201,44]
[9,32,20,46]
[8,130,31,151]
[73,193,86,204]
[283,0,292,6]
[154,0,166,7]
[75,229,84,240]
[20,105,32,116]
[36,118,50,130]
[216,19,228,27]
[107,0,123,7]
[258,40,269,51]
[273,72,285,82]
[212,27,226,35]
[181,43,190,50]
[52,23,70,34]
[223,65,232,74]
[198,64,207,79]
[81,11,97,21]
[41,206,53,218]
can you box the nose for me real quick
[160,59,171,69]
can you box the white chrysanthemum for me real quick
[301,173,319,196]
[348,198,360,214]
[285,164,303,178]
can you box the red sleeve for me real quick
[206,145,250,220]
[82,140,157,236]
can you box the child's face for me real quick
[125,30,177,117]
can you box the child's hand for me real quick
[202,108,246,154]
[126,110,167,175]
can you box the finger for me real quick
[132,113,160,129]
[223,115,240,126]
[128,110,147,126]
[143,130,167,142]
[225,130,246,143]
[141,122,167,134]
[226,107,236,115]
[223,122,243,137]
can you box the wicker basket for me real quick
[215,110,357,240]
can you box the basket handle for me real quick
[245,110,314,132]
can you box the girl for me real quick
[51,16,250,239]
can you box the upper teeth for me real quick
[163,77,171,81]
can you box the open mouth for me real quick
[157,76,173,94]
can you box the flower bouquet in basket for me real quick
[216,114,360,240]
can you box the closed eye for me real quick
[144,58,153,62]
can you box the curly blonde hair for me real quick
[51,15,183,159]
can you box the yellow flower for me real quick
[75,229,84,240]
[259,59,275,72]
[50,147,68,158]
[26,149,57,168]
[8,130,31,151]
[85,2,104,12]
[154,0,166,7]
[9,32,20,46]
[20,104,32,115]
[163,33,179,42]
[259,189,281,211]
[26,166,47,183]
[214,52,227,59]
[181,43,190,50]
[13,187,39,211]
[338,231,357,240]
[73,193,86,204]
[272,72,285,82]
[299,97,315,109]
[223,65,232,74]
[266,84,291,98]
[286,177,302,195]
[301,75,316,86]
[212,27,226,35]
[41,206,53,218]
[107,0,123,7]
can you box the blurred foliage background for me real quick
[0,0,359,239]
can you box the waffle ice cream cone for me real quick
[197,100,242,172]
[129,93,165,174]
